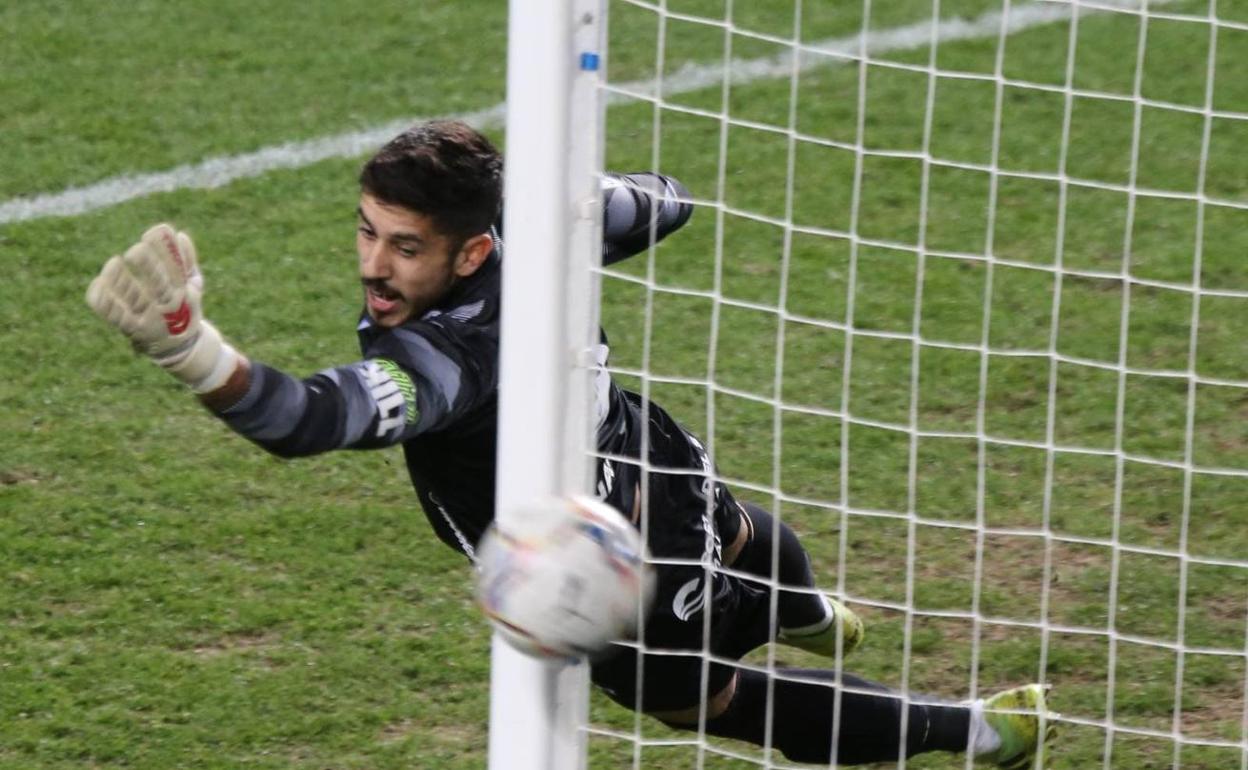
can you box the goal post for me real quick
[489,1,606,769]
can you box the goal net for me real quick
[495,0,1248,768]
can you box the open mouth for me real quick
[365,284,403,314]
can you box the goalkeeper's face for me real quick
[356,193,492,327]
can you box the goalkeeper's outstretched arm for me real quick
[86,225,445,459]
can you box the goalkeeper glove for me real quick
[86,224,241,394]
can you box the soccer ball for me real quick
[476,495,655,661]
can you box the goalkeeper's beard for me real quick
[362,274,457,327]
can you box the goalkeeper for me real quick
[86,120,1052,767]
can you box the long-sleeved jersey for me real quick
[219,172,693,558]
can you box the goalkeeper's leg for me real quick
[730,502,864,655]
[691,669,1052,767]
[688,667,970,765]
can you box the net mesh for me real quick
[584,1,1248,767]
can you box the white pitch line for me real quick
[0,0,1161,225]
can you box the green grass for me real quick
[4,0,1248,768]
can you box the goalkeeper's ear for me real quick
[452,232,494,278]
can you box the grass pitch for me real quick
[3,1,1247,768]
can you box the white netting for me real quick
[583,0,1248,767]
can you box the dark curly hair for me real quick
[359,120,503,247]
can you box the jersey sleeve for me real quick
[601,172,694,266]
[216,320,495,457]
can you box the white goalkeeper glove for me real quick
[86,224,241,393]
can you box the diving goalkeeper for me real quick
[85,119,1052,767]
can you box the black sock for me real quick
[701,668,971,765]
[732,503,829,630]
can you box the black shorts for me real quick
[591,392,770,712]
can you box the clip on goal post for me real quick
[490,1,606,769]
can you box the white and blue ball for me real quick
[476,495,654,661]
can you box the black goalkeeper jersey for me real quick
[220,172,693,558]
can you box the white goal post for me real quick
[490,1,606,769]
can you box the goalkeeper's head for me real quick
[355,120,503,327]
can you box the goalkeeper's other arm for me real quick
[601,172,694,266]
[85,224,250,407]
